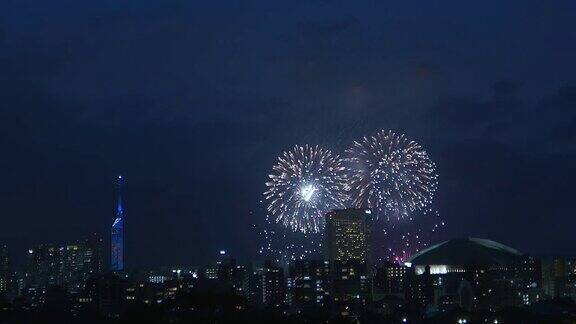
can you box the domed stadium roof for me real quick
[407,238,524,267]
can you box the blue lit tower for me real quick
[111,175,125,271]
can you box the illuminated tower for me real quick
[111,175,125,271]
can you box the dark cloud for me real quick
[531,86,576,147]
[550,118,576,141]
[537,86,576,113]
[435,137,576,254]
[428,81,524,139]
[284,15,364,60]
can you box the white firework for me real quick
[264,145,349,233]
[346,130,438,220]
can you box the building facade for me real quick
[287,260,331,309]
[24,235,105,302]
[325,209,373,266]
[541,257,576,300]
[0,244,8,294]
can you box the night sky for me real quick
[1,0,576,268]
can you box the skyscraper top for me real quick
[116,175,124,216]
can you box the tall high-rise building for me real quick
[111,176,125,271]
[24,235,105,298]
[62,234,105,292]
[0,244,9,293]
[373,262,408,297]
[261,261,285,307]
[541,257,576,299]
[215,251,248,295]
[26,244,64,287]
[84,234,105,276]
[246,261,286,308]
[325,209,373,304]
[325,209,373,265]
[287,260,331,308]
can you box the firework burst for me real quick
[264,145,349,233]
[345,130,438,220]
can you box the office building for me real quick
[541,257,576,300]
[25,235,105,297]
[287,260,331,308]
[332,259,371,302]
[26,244,64,287]
[0,244,8,294]
[325,209,373,266]
[246,261,285,307]
[62,234,105,292]
[373,262,408,298]
[262,261,285,307]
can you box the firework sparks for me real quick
[375,209,446,264]
[257,215,323,267]
[264,145,349,233]
[345,130,438,220]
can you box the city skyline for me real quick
[3,227,575,322]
